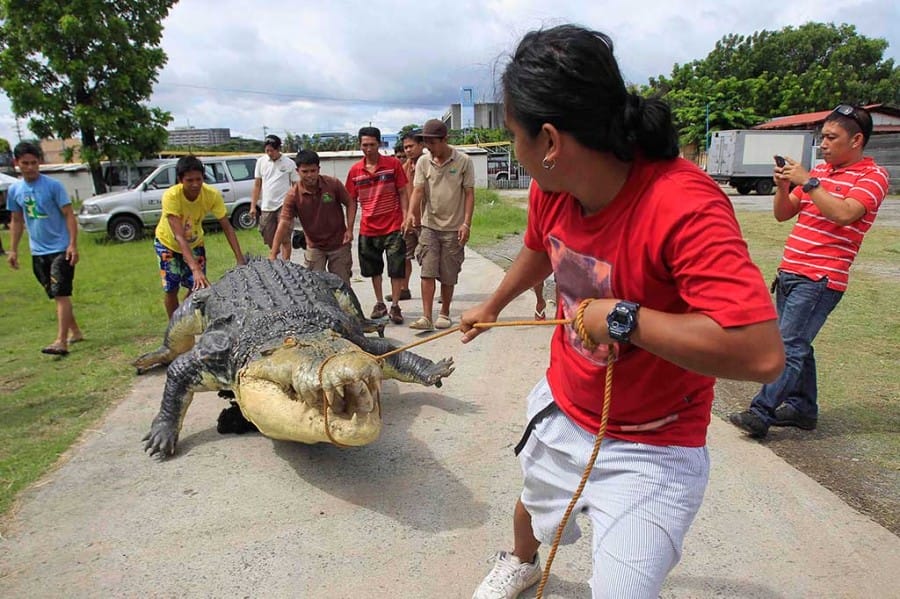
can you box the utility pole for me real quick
[262,125,269,140]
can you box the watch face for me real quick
[607,303,638,342]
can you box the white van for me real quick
[78,156,258,242]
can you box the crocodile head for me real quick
[235,333,384,446]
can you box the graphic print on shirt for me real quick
[23,191,47,220]
[183,219,196,245]
[548,235,614,365]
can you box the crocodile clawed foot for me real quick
[423,357,455,388]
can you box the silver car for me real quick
[77,156,258,242]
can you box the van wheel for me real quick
[231,205,255,230]
[735,182,753,195]
[109,216,142,242]
[755,178,774,195]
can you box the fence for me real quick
[487,164,532,189]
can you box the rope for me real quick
[535,342,615,599]
[315,351,382,448]
[314,300,614,599]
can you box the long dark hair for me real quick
[503,24,678,162]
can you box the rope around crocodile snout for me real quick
[369,299,615,598]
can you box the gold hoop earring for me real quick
[541,157,556,170]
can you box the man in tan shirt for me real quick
[403,119,475,331]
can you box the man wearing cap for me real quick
[730,104,889,439]
[345,126,409,324]
[269,150,356,285]
[251,134,297,254]
[403,119,475,331]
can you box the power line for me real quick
[156,82,446,109]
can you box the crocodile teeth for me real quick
[357,384,375,413]
[324,388,345,414]
[351,412,359,426]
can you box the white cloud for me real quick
[2,0,898,145]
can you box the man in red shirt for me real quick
[345,127,409,324]
[730,105,889,438]
[269,150,356,285]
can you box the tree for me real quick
[644,22,900,150]
[0,0,176,194]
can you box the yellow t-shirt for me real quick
[155,183,227,250]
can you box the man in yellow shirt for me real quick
[154,156,246,319]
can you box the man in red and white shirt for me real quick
[731,104,889,438]
[345,127,409,324]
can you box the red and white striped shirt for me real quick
[780,156,888,291]
[345,155,408,237]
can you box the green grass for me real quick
[733,210,900,471]
[0,227,269,516]
[0,194,897,518]
[469,188,528,246]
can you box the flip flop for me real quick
[68,335,84,344]
[41,344,69,356]
[534,308,547,321]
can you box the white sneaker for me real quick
[472,551,542,599]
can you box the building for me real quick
[442,102,505,131]
[40,138,83,163]
[754,103,900,193]
[166,127,231,147]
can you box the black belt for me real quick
[513,401,559,456]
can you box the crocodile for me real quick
[134,258,454,457]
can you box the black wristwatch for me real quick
[802,177,820,193]
[607,300,640,343]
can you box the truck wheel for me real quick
[755,179,774,195]
[231,204,255,230]
[108,216,142,242]
[496,172,508,181]
[736,182,753,195]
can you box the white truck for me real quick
[707,129,816,195]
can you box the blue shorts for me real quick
[519,378,709,598]
[154,238,206,293]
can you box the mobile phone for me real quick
[774,155,786,167]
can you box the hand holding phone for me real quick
[774,155,786,167]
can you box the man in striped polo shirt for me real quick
[345,127,409,324]
[730,105,889,438]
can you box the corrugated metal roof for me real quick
[753,103,900,130]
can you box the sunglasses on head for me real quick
[832,104,867,134]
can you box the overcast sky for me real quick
[1,0,898,146]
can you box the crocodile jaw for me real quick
[235,350,384,446]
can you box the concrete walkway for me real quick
[1,246,898,598]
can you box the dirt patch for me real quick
[472,225,899,536]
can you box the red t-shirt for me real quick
[525,156,776,447]
[345,155,408,236]
[280,174,351,251]
[780,156,888,291]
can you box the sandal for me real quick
[435,314,453,329]
[41,343,69,356]
[68,334,85,344]
[409,316,435,331]
[534,308,547,321]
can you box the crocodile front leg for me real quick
[133,296,206,374]
[358,337,454,387]
[143,331,234,457]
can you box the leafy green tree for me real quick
[449,127,511,146]
[0,0,176,193]
[397,124,422,138]
[645,22,900,150]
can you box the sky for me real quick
[1,0,898,146]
